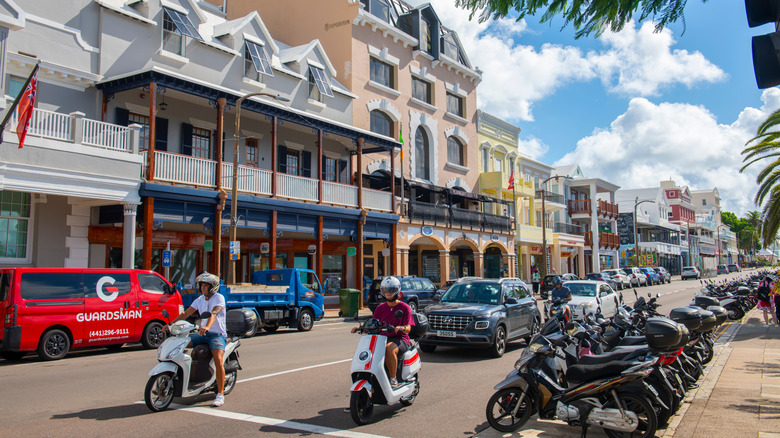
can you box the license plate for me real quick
[437,330,456,338]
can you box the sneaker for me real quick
[389,378,399,389]
[212,393,224,407]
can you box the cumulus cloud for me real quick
[554,89,780,215]
[517,136,549,158]
[407,1,725,121]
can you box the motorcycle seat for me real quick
[618,336,646,346]
[566,360,637,385]
[577,347,648,365]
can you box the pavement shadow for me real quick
[0,344,147,366]
[254,406,405,435]
[50,403,151,421]
[728,398,780,419]
[734,361,780,377]
[418,342,527,364]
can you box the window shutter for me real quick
[155,117,168,151]
[115,107,129,126]
[181,123,193,156]
[277,145,287,173]
[338,159,348,184]
[302,151,311,178]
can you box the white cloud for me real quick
[517,136,549,158]
[554,89,780,216]
[406,1,725,121]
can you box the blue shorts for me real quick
[189,333,227,351]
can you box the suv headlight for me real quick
[474,320,489,330]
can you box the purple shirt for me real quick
[373,301,414,344]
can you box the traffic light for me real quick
[747,0,780,88]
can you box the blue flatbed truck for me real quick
[180,268,324,335]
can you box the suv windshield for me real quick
[442,282,501,305]
[567,283,597,297]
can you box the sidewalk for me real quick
[665,308,780,438]
[316,306,373,325]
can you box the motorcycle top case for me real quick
[670,306,702,331]
[707,305,728,325]
[695,308,718,332]
[675,324,690,350]
[693,295,720,309]
[409,312,428,339]
[644,317,683,352]
[226,308,257,335]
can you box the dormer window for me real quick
[244,40,273,81]
[421,18,433,55]
[162,7,202,56]
[308,65,333,102]
[361,0,396,24]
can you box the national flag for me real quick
[16,68,38,149]
[398,123,404,161]
[507,171,515,190]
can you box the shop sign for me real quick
[491,234,500,242]
[381,248,390,256]
[422,226,433,236]
[260,242,270,254]
[204,240,213,252]
[230,241,240,260]
[308,244,317,255]
[347,247,357,256]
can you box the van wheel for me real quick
[1,351,26,361]
[141,321,166,349]
[37,329,70,361]
[297,308,314,332]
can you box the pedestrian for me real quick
[756,276,777,326]
[774,272,780,327]
[531,267,541,295]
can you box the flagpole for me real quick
[0,62,40,144]
[512,173,517,277]
[399,122,405,215]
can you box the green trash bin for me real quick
[338,288,360,318]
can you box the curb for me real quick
[660,318,742,438]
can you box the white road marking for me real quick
[172,404,390,438]
[237,358,352,383]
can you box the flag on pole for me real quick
[398,123,404,160]
[507,171,515,190]
[15,67,39,149]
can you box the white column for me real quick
[590,183,599,271]
[123,203,138,268]
[64,199,91,268]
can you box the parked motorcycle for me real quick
[348,312,428,425]
[144,309,252,412]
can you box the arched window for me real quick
[415,127,430,180]
[447,136,463,166]
[369,110,392,137]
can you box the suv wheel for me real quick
[524,317,539,344]
[490,325,506,358]
[408,300,418,313]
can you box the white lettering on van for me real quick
[76,309,141,322]
[96,276,119,302]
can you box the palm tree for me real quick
[741,109,780,247]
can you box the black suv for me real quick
[367,276,438,313]
[419,278,540,357]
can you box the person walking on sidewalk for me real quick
[532,267,541,295]
[757,276,777,326]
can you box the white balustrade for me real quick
[277,173,318,202]
[362,188,392,212]
[82,119,131,152]
[11,107,71,141]
[153,151,216,187]
[324,181,358,207]
[222,163,272,195]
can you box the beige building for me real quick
[218,0,515,284]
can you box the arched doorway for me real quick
[484,246,503,278]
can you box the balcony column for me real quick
[317,129,323,204]
[142,82,157,270]
[589,182,599,273]
[122,203,138,269]
[439,249,450,284]
[474,251,484,277]
[391,224,397,274]
[577,248,585,277]
[213,97,226,277]
[552,241,562,274]
[356,137,364,306]
[503,252,514,278]
[70,111,84,145]
[398,247,409,276]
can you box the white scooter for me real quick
[349,312,427,425]
[144,309,255,412]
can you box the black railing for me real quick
[535,190,565,204]
[553,222,585,235]
[407,201,514,233]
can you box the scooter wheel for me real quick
[400,378,420,406]
[145,372,176,412]
[350,390,373,425]
[223,370,238,395]
[485,387,533,432]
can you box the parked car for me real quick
[367,276,437,313]
[419,278,540,357]
[640,267,661,285]
[727,264,741,273]
[653,267,671,284]
[623,267,648,287]
[681,266,701,280]
[585,272,622,291]
[603,268,631,289]
[716,264,729,275]
[539,273,579,298]
[435,276,481,298]
[563,280,621,321]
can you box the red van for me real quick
[0,268,183,361]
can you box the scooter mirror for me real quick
[162,310,170,321]
[395,310,404,319]
[200,311,212,319]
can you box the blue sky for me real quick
[407,0,780,216]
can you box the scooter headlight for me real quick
[358,350,372,363]
[166,345,184,360]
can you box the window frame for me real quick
[0,190,32,263]
[369,109,393,138]
[308,65,333,102]
[245,40,274,79]
[324,157,337,182]
[129,112,150,152]
[446,136,464,166]
[245,138,258,167]
[286,149,301,176]
[446,91,464,117]
[369,57,394,89]
[411,76,432,104]
[191,126,212,159]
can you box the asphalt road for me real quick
[0,270,756,438]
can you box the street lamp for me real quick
[229,92,291,284]
[540,175,570,278]
[634,197,655,268]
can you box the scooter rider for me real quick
[551,277,573,321]
[352,276,414,388]
[165,272,228,407]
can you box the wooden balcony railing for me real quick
[568,199,591,215]
[599,232,620,249]
[598,199,619,219]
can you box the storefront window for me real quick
[109,248,198,287]
[421,250,440,283]
[250,253,287,273]
[323,254,343,294]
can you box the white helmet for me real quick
[196,272,220,295]
[380,276,402,300]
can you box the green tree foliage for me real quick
[720,211,761,255]
[741,109,780,247]
[454,0,707,39]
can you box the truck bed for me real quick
[180,284,294,308]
